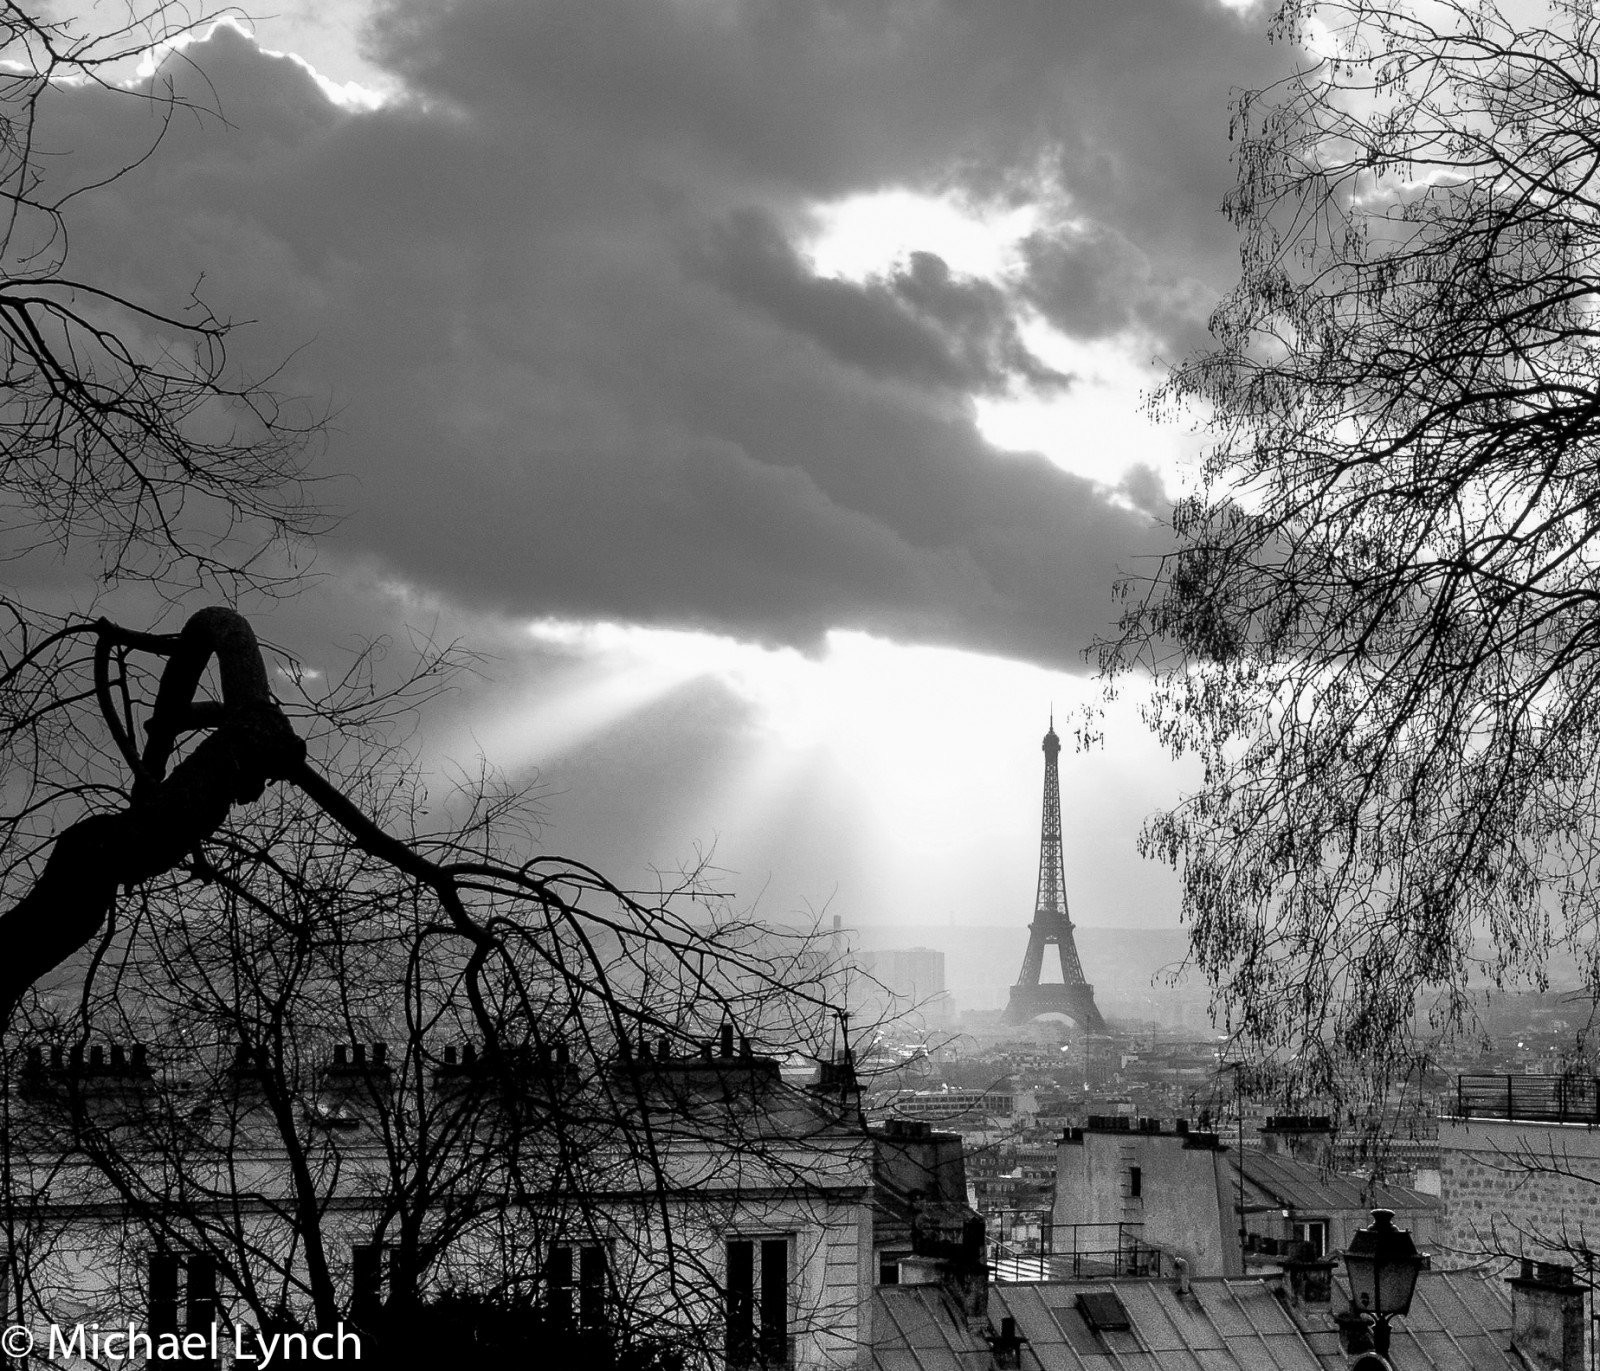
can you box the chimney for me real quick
[992,1315,1022,1370]
[1173,1256,1191,1297]
[1282,1255,1336,1308]
[1510,1260,1584,1371]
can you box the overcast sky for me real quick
[41,0,1298,941]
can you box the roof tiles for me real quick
[872,1267,1520,1371]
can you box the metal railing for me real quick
[987,1216,1162,1281]
[1455,1073,1600,1124]
[990,1247,1164,1282]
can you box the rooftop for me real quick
[873,1267,1523,1371]
[1239,1149,1439,1216]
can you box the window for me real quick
[350,1244,416,1325]
[1076,1291,1130,1332]
[726,1237,790,1368]
[351,1245,382,1324]
[149,1253,217,1365]
[548,1243,608,1330]
[1292,1220,1328,1257]
[1128,1166,1142,1199]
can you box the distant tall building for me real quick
[857,946,950,1026]
[1001,720,1105,1030]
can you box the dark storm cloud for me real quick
[1019,226,1215,361]
[363,0,1279,340]
[47,0,1288,666]
[702,210,1068,394]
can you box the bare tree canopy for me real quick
[1105,0,1600,1102]
[0,4,320,591]
[0,7,864,1357]
[0,2,323,1023]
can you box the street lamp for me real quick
[1342,1209,1426,1358]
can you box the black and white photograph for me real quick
[1,0,1598,1365]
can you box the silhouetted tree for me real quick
[0,6,864,1364]
[1105,0,1600,1106]
[0,702,848,1361]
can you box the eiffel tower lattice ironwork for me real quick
[1001,720,1105,1029]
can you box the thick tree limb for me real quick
[0,607,305,1023]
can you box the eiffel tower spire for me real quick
[1002,720,1105,1029]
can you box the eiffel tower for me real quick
[1001,719,1105,1030]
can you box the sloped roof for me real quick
[1238,1149,1439,1215]
[873,1268,1520,1371]
[1297,1268,1517,1371]
[873,1285,991,1371]
[991,1278,1323,1371]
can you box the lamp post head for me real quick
[1343,1208,1424,1321]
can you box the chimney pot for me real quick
[334,1046,348,1067]
[555,1043,568,1067]
[354,1044,366,1066]
[1511,1260,1584,1370]
[740,1036,752,1058]
[373,1043,386,1067]
[444,1045,457,1066]
[90,1045,104,1069]
[111,1045,126,1071]
[659,1037,671,1061]
[720,1024,734,1058]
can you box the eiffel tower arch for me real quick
[1001,720,1106,1031]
